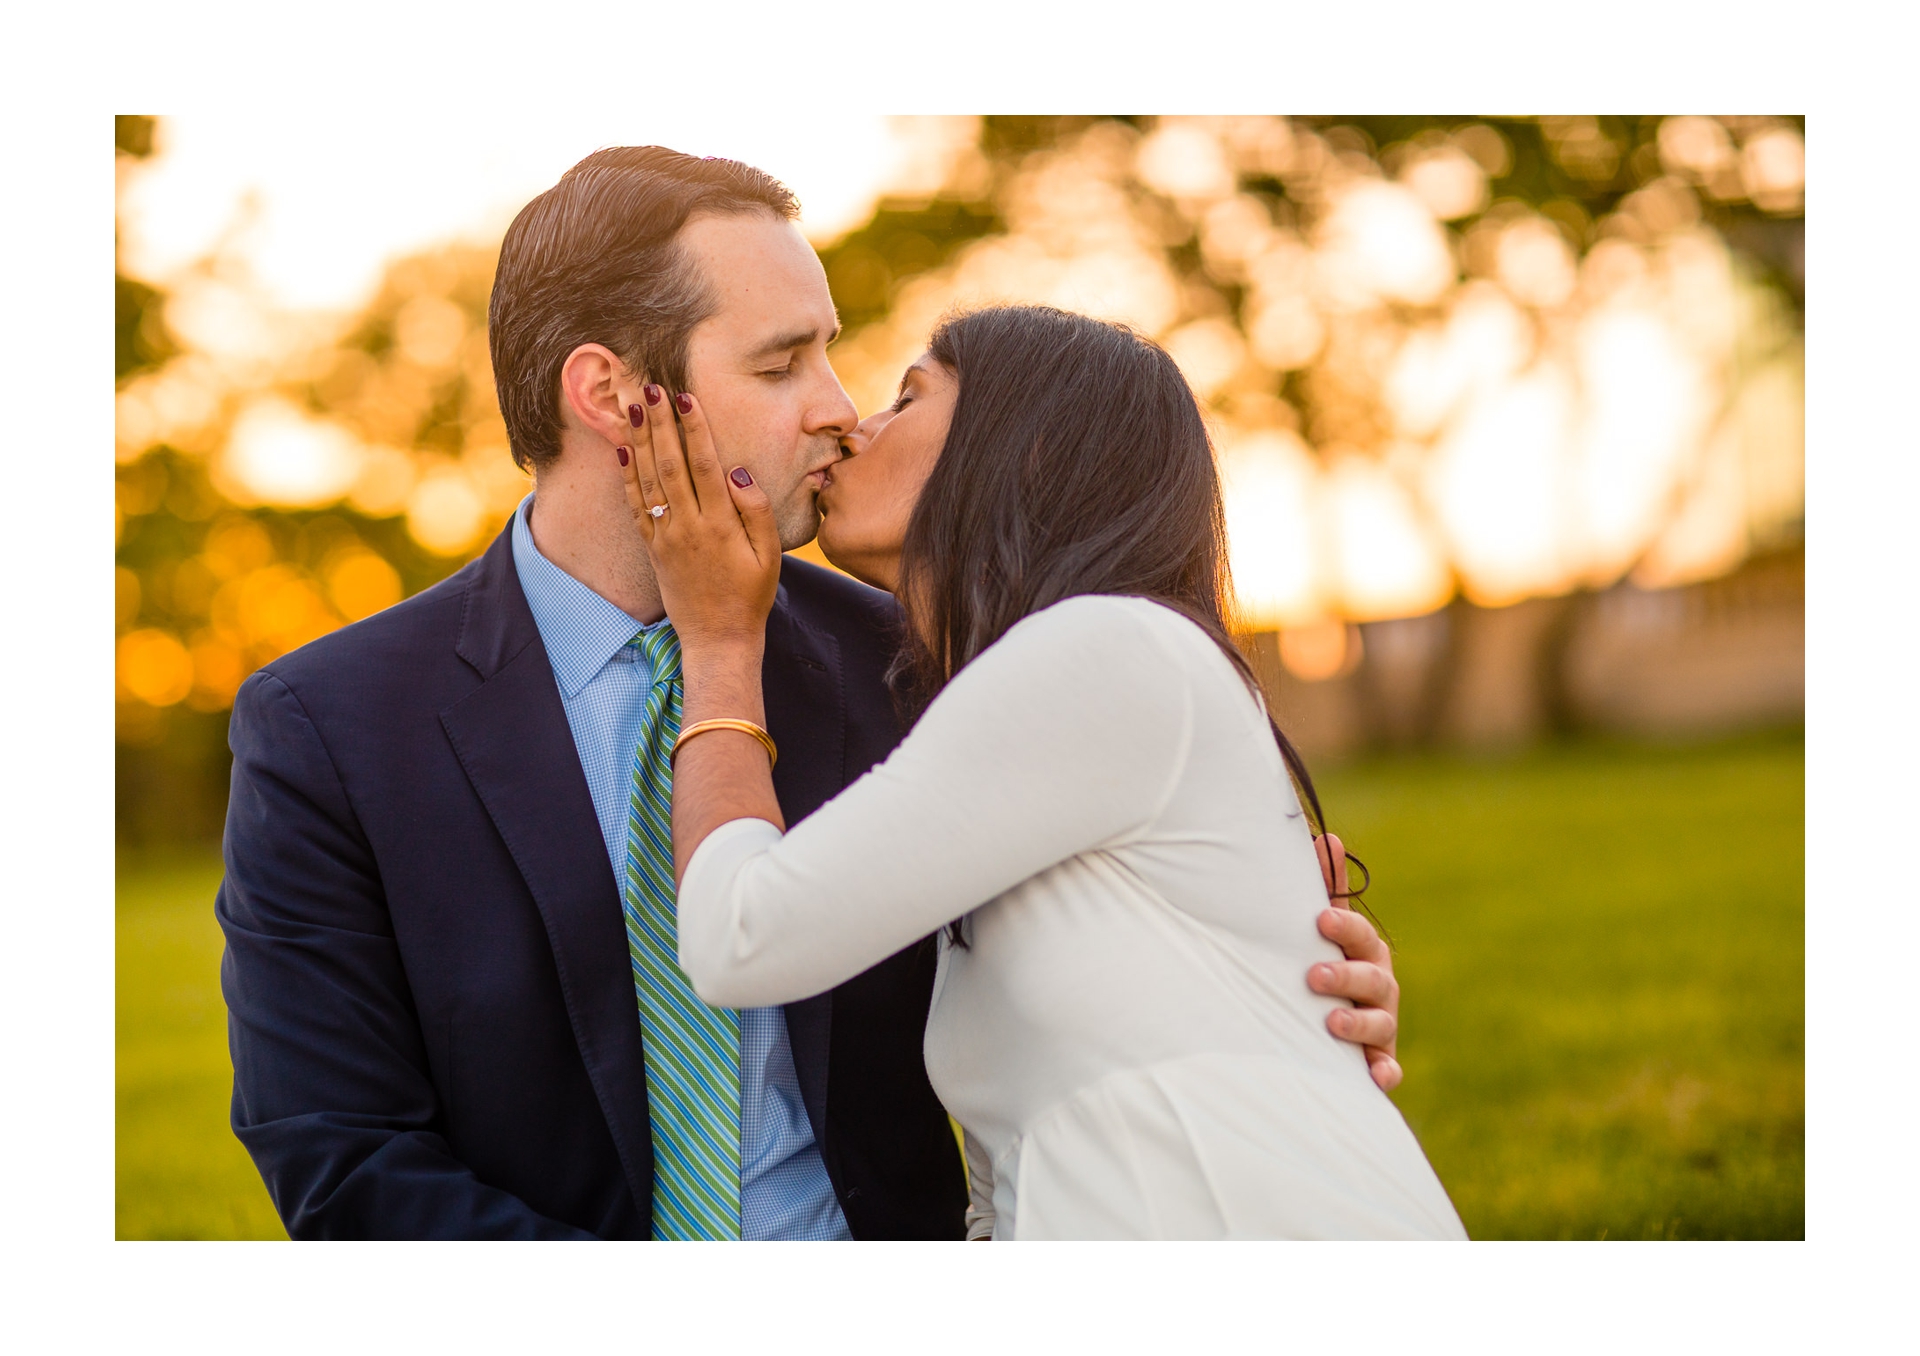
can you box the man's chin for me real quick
[774,500,823,554]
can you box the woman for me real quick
[622,305,1465,1240]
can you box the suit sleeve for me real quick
[218,670,593,1239]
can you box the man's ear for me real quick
[558,343,645,448]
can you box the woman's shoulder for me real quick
[1000,593,1222,669]
[942,595,1236,724]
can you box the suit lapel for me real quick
[435,536,855,1197]
[438,529,655,1211]
[762,575,848,1143]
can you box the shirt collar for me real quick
[510,494,665,698]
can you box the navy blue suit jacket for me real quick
[217,525,967,1239]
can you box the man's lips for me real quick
[805,454,840,492]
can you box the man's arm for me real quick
[218,670,592,1239]
[1309,833,1402,1092]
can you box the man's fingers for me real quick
[1317,906,1390,967]
[673,391,729,507]
[641,384,695,513]
[1308,958,1397,1009]
[1325,1004,1397,1050]
[1314,833,1350,906]
[1366,1050,1404,1092]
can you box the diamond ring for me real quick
[649,503,668,519]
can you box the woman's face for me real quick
[815,353,957,593]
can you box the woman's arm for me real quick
[672,639,783,876]
[675,595,1194,1006]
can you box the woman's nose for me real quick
[846,409,893,451]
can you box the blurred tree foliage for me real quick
[116,115,1803,847]
[115,123,519,844]
[821,115,1803,303]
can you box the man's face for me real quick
[678,212,857,550]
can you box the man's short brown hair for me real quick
[488,146,800,471]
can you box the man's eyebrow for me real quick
[746,321,841,360]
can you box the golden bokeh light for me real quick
[1164,317,1249,401]
[406,464,490,557]
[1279,620,1361,683]
[1323,456,1451,621]
[1220,430,1320,629]
[116,566,142,628]
[187,633,249,711]
[1493,217,1578,309]
[1741,127,1806,214]
[209,564,338,659]
[1399,145,1489,222]
[219,397,365,507]
[346,444,420,517]
[116,115,1801,753]
[1317,180,1455,307]
[1136,122,1237,203]
[118,629,195,707]
[326,551,404,622]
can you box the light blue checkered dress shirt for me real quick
[511,494,852,1241]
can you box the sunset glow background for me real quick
[115,114,1803,723]
[113,114,1805,1243]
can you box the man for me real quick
[218,145,1402,1239]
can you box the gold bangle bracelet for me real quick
[671,718,777,768]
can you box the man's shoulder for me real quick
[777,554,901,638]
[248,554,489,707]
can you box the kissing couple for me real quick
[218,145,1465,1240]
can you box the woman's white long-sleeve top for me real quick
[680,594,1466,1239]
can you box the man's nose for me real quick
[810,368,860,438]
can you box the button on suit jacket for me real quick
[217,525,966,1239]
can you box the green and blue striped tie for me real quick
[624,623,743,1240]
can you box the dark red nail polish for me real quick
[627,404,644,427]
[730,466,753,488]
[643,384,663,406]
[616,445,630,467]
[675,392,693,415]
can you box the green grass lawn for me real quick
[117,729,1802,1240]
[1323,728,1804,1239]
[117,852,287,1239]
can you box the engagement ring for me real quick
[649,503,668,518]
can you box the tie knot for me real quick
[635,623,683,684]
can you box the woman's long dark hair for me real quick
[888,305,1372,944]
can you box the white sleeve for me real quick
[962,1127,996,1241]
[677,596,1197,1007]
